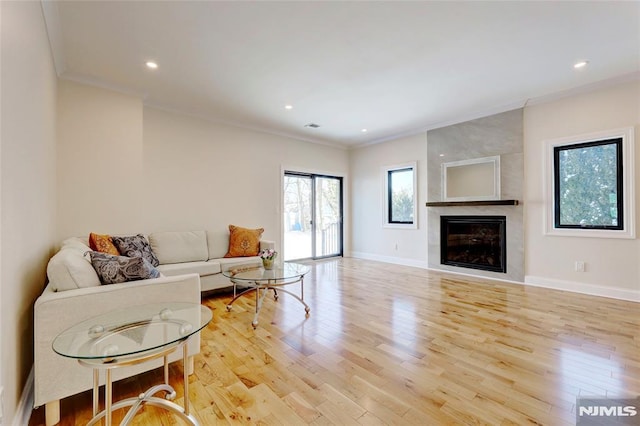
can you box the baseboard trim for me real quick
[13,366,33,426]
[525,275,640,302]
[347,255,639,302]
[350,251,428,269]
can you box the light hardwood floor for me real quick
[29,258,639,425]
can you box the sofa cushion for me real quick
[47,249,101,291]
[218,256,262,272]
[148,231,208,264]
[224,225,264,257]
[157,261,221,277]
[112,234,160,267]
[60,236,91,252]
[207,230,229,260]
[89,252,160,284]
[89,233,120,255]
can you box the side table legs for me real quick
[86,343,198,426]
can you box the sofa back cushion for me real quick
[206,230,229,260]
[148,231,208,264]
[47,246,101,291]
[61,236,90,251]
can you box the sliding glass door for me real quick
[283,172,343,261]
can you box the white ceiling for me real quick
[43,1,640,148]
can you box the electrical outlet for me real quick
[575,261,585,272]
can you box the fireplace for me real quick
[441,216,506,273]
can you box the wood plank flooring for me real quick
[29,258,640,425]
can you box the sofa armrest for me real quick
[34,273,202,408]
[260,240,275,251]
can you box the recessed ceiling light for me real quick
[361,129,368,133]
[145,61,158,69]
[573,60,588,69]
[284,105,293,110]
[439,154,445,157]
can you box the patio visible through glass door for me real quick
[283,172,343,261]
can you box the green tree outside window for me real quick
[554,138,623,230]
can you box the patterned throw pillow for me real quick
[89,251,160,284]
[89,232,120,256]
[224,225,264,257]
[111,234,160,267]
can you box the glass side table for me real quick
[222,262,311,328]
[52,302,212,426]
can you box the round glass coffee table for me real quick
[52,302,212,426]
[223,262,311,328]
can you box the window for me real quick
[384,162,417,229]
[554,139,622,229]
[544,127,635,238]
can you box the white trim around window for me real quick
[543,127,635,239]
[383,162,418,229]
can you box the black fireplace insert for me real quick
[440,216,506,273]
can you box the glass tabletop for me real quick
[52,302,212,360]
[222,262,310,283]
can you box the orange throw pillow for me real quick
[224,225,264,257]
[89,233,120,256]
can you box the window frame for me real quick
[383,162,418,229]
[544,127,635,239]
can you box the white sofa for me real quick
[35,230,274,425]
[152,230,274,292]
[45,230,274,294]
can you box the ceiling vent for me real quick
[304,123,321,129]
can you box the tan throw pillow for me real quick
[89,233,120,256]
[224,225,264,257]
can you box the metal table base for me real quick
[226,277,310,328]
[82,341,198,426]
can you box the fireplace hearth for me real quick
[441,216,506,273]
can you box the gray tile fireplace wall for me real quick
[427,109,524,281]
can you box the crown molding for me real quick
[41,0,66,76]
[144,101,349,151]
[351,72,640,150]
[58,73,349,150]
[59,72,149,99]
[525,71,640,107]
[351,100,526,150]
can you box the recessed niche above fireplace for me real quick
[441,215,507,273]
[442,156,500,201]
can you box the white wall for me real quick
[524,80,640,301]
[350,134,428,267]
[142,107,350,249]
[352,83,640,302]
[0,1,58,423]
[56,80,350,253]
[57,80,144,240]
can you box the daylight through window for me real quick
[384,162,417,229]
[554,138,623,230]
